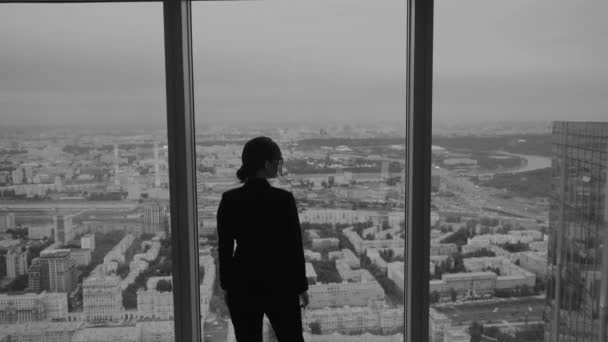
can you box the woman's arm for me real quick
[217,194,234,291]
[288,192,309,294]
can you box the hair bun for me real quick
[236,166,247,182]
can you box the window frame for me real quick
[0,0,435,341]
[406,1,434,342]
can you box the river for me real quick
[499,153,551,174]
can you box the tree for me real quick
[534,277,546,293]
[500,242,529,253]
[445,215,461,223]
[381,221,391,230]
[156,279,172,292]
[468,322,484,342]
[440,228,469,246]
[309,321,322,334]
[479,226,491,235]
[116,264,130,278]
[122,285,138,309]
[449,288,458,302]
[429,291,441,304]
[6,228,27,240]
[2,274,28,292]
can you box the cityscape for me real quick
[0,121,604,341]
[1,0,607,341]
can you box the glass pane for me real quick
[0,4,177,341]
[193,1,407,340]
[431,2,608,342]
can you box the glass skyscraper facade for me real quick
[547,122,608,341]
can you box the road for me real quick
[433,166,548,221]
[433,297,546,326]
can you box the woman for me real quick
[217,136,309,341]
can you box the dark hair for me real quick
[236,136,282,182]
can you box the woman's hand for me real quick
[299,291,309,309]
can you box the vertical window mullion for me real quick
[163,0,201,341]
[406,1,433,342]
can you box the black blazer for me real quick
[216,177,308,295]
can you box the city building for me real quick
[311,238,339,250]
[466,233,536,246]
[306,262,318,284]
[302,332,404,342]
[70,248,92,266]
[300,209,404,228]
[137,276,174,320]
[546,122,608,341]
[11,168,23,185]
[5,247,28,279]
[387,262,405,294]
[0,322,83,342]
[83,274,123,322]
[81,233,96,251]
[103,234,135,265]
[28,249,76,293]
[53,214,74,245]
[429,272,497,299]
[27,225,52,240]
[137,287,173,320]
[0,291,68,324]
[431,174,441,192]
[429,308,451,342]
[302,304,403,335]
[328,249,360,268]
[444,328,471,342]
[463,257,535,291]
[0,212,15,232]
[143,203,166,235]
[335,261,374,283]
[430,243,458,256]
[305,249,322,262]
[82,220,143,235]
[513,251,547,277]
[344,227,405,255]
[307,281,385,309]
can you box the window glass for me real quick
[0,4,178,341]
[193,1,407,340]
[430,1,608,341]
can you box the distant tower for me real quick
[154,142,161,188]
[381,161,390,180]
[113,144,120,186]
[143,203,165,235]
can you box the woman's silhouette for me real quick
[217,136,309,341]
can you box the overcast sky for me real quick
[0,0,607,127]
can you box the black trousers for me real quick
[226,289,304,342]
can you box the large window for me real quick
[0,3,180,342]
[0,0,435,341]
[192,1,407,340]
[429,2,608,342]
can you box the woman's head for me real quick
[236,136,283,182]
